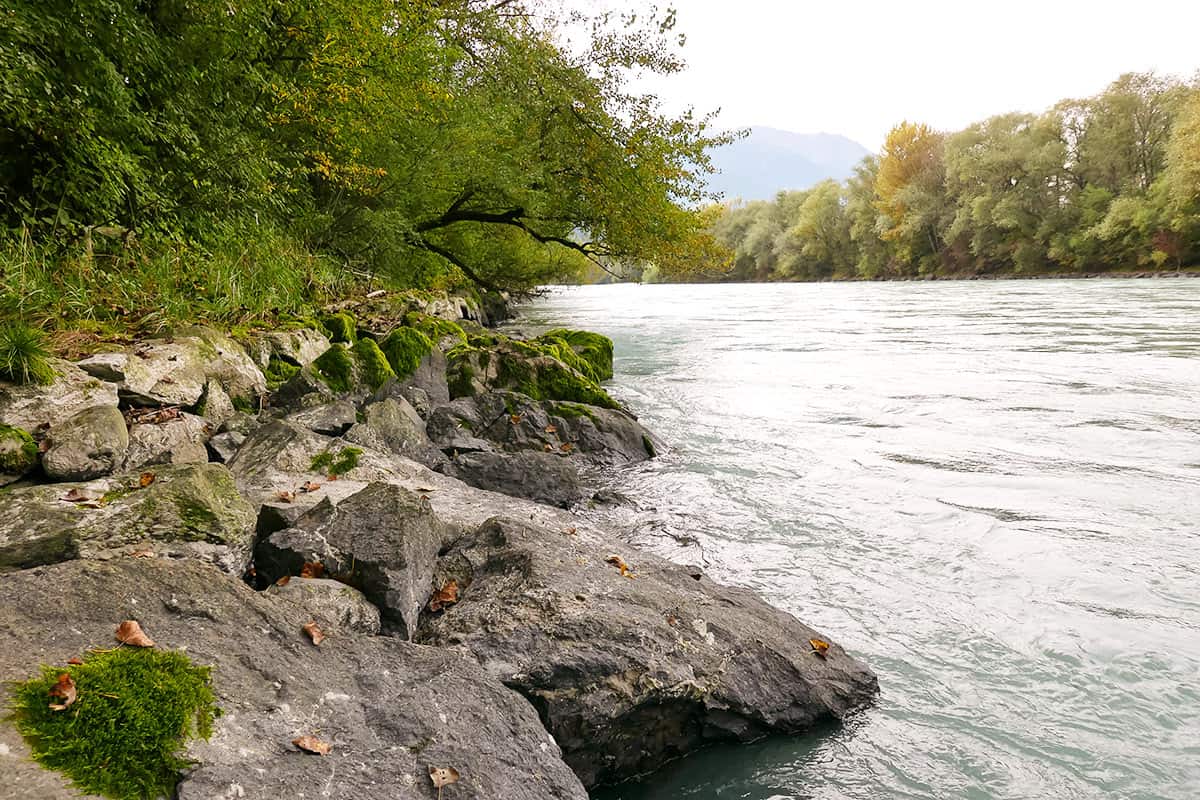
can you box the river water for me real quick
[510,280,1200,800]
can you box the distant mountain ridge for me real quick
[706,127,871,202]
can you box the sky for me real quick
[625,0,1200,150]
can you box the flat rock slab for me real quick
[0,359,118,431]
[0,558,588,800]
[417,517,880,787]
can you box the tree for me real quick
[875,122,948,271]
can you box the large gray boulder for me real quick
[41,405,129,481]
[120,412,211,472]
[0,463,256,575]
[0,359,118,431]
[0,558,588,800]
[118,327,266,407]
[451,450,582,509]
[264,576,382,635]
[344,395,448,471]
[417,516,879,787]
[285,399,358,436]
[255,482,457,639]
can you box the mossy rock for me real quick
[264,356,301,391]
[352,338,396,390]
[319,312,357,344]
[312,344,357,394]
[9,647,217,800]
[0,423,38,477]
[403,312,468,349]
[535,329,614,382]
[380,327,434,379]
[446,334,619,409]
[310,446,363,478]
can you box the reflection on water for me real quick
[512,279,1200,800]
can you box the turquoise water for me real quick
[512,281,1200,800]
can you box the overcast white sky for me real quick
[628,0,1200,150]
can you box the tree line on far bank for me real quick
[646,73,1200,283]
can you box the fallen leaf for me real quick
[303,620,325,646]
[60,488,98,504]
[300,562,325,579]
[563,527,577,536]
[48,673,77,711]
[428,580,459,612]
[67,657,84,666]
[128,548,155,559]
[429,765,461,798]
[809,638,830,658]
[509,414,522,425]
[292,735,331,755]
[560,442,574,453]
[543,443,554,452]
[299,481,322,493]
[605,554,634,579]
[139,471,156,488]
[115,620,155,647]
[544,424,557,434]
[274,490,296,503]
[275,575,291,587]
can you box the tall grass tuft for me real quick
[0,322,56,385]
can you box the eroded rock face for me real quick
[121,412,210,472]
[0,558,588,800]
[451,450,583,509]
[0,463,256,575]
[264,577,382,635]
[41,405,129,481]
[120,327,265,407]
[417,517,879,787]
[285,399,358,436]
[0,359,118,431]
[255,483,457,639]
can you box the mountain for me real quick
[706,127,871,202]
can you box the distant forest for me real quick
[643,73,1200,282]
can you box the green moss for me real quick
[379,327,433,379]
[403,312,468,348]
[312,344,355,393]
[8,647,217,800]
[175,497,220,538]
[264,355,300,391]
[496,350,619,409]
[310,446,362,477]
[319,312,357,344]
[0,423,38,474]
[549,402,599,422]
[0,323,56,385]
[536,329,614,382]
[353,337,396,390]
[642,434,657,458]
[230,395,256,414]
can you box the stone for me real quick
[0,358,118,431]
[285,399,358,436]
[197,379,235,426]
[74,352,126,382]
[0,558,588,800]
[264,576,382,635]
[41,405,129,481]
[120,412,211,472]
[451,450,582,509]
[401,385,432,418]
[404,348,450,405]
[446,337,619,409]
[0,423,38,486]
[343,396,447,470]
[255,482,456,639]
[206,431,245,463]
[417,516,879,787]
[0,463,257,575]
[261,327,331,367]
[120,327,265,407]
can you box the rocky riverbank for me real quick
[0,291,878,799]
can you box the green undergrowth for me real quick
[264,356,301,391]
[311,446,362,476]
[380,327,434,378]
[0,322,56,385]
[8,647,217,800]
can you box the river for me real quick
[509,280,1200,800]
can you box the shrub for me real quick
[0,323,56,385]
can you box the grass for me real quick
[310,446,362,476]
[8,647,217,800]
[0,322,56,385]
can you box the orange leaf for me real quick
[115,620,155,647]
[139,472,156,488]
[303,620,326,646]
[544,424,557,434]
[428,579,459,613]
[48,673,77,711]
[509,414,522,425]
[809,638,830,658]
[128,548,155,559]
[563,527,577,536]
[292,735,331,755]
[300,481,322,493]
[300,561,325,579]
[605,554,635,579]
[275,575,291,587]
[560,442,574,453]
[429,765,461,789]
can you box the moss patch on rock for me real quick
[8,647,217,800]
[312,344,356,393]
[403,312,468,349]
[447,333,619,409]
[352,337,396,390]
[535,329,614,382]
[319,312,357,344]
[310,446,362,477]
[0,423,38,474]
[264,355,301,391]
[380,327,433,379]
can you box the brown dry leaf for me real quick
[274,490,296,503]
[67,657,84,666]
[544,424,557,434]
[299,481,322,493]
[605,555,634,579]
[115,620,155,647]
[509,413,522,425]
[429,765,461,797]
[302,620,326,646]
[428,580,459,613]
[292,735,331,755]
[809,638,830,658]
[275,575,291,587]
[138,471,156,488]
[559,442,574,453]
[543,443,554,452]
[300,562,325,579]
[415,487,436,494]
[563,527,577,536]
[48,673,77,711]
